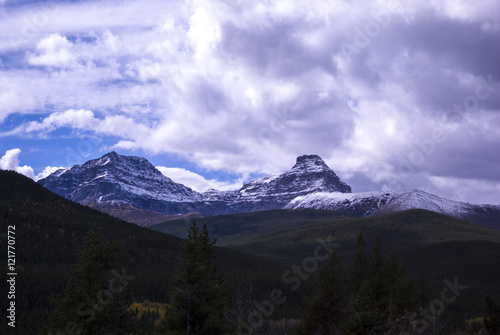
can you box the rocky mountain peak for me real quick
[88,151,151,170]
[39,152,202,211]
[104,150,120,159]
[292,154,328,171]
[239,154,351,198]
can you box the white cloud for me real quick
[0,0,499,204]
[156,166,243,192]
[25,109,98,132]
[10,109,151,144]
[430,0,497,22]
[0,148,64,181]
[0,148,35,179]
[27,33,78,68]
[36,166,64,180]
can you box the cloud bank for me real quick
[0,0,499,204]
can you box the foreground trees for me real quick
[39,229,138,335]
[156,222,232,335]
[296,249,348,334]
[297,232,422,335]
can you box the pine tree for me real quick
[344,233,389,334]
[392,260,413,316]
[350,232,367,294]
[296,250,348,335]
[386,259,414,333]
[368,233,391,312]
[485,296,500,335]
[413,272,429,309]
[157,222,232,335]
[39,229,138,335]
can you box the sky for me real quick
[0,0,499,205]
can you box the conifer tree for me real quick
[386,259,414,333]
[157,222,232,335]
[296,250,348,335]
[344,233,389,334]
[367,233,391,312]
[350,232,367,294]
[413,272,429,309]
[392,260,413,316]
[39,229,138,335]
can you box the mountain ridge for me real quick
[37,152,500,229]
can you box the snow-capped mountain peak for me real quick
[39,152,202,212]
[239,154,351,197]
[291,154,330,172]
[38,152,500,229]
[286,189,500,230]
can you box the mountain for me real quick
[39,151,203,214]
[238,154,351,196]
[38,152,354,217]
[38,152,500,229]
[200,154,351,214]
[286,189,500,230]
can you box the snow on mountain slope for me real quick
[38,152,500,229]
[371,190,471,216]
[371,190,500,229]
[239,154,351,199]
[286,191,395,216]
[197,154,353,215]
[287,189,500,229]
[39,151,202,214]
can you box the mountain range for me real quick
[38,151,500,229]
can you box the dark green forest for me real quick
[0,171,295,334]
[1,170,500,334]
[153,207,500,324]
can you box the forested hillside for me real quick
[154,208,500,326]
[0,171,292,334]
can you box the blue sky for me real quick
[1,0,499,204]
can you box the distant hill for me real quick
[0,170,289,334]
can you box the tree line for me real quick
[297,232,500,335]
[39,223,500,335]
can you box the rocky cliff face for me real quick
[39,151,203,214]
[40,152,353,216]
[200,154,352,214]
[239,154,351,196]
